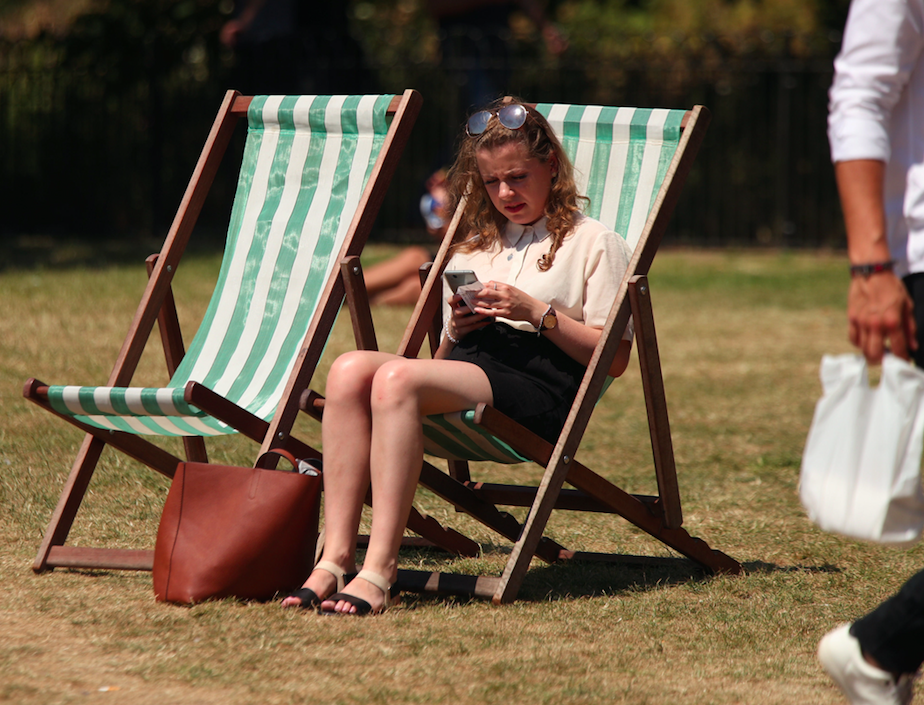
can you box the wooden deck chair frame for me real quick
[304,103,740,604]
[24,89,423,574]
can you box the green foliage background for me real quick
[0,0,852,246]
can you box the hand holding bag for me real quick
[153,449,322,604]
[800,353,924,546]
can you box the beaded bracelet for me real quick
[850,261,894,277]
[444,320,461,345]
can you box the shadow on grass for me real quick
[519,558,843,602]
[523,558,843,600]
[742,560,842,575]
[520,557,709,601]
[394,546,846,606]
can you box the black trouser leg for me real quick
[851,567,924,674]
[902,273,924,368]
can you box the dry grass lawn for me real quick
[1,246,921,704]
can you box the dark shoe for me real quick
[282,560,352,610]
[320,569,398,616]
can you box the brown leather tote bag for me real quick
[153,449,321,604]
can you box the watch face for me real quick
[542,311,557,330]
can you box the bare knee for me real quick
[369,360,419,414]
[327,351,380,402]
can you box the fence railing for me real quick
[0,35,843,249]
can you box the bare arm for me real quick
[837,159,917,362]
[540,305,631,377]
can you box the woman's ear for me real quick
[549,153,559,177]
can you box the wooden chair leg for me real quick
[628,275,683,529]
[493,450,582,604]
[33,435,106,572]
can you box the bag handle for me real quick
[256,448,299,470]
[255,449,321,476]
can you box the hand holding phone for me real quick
[444,270,482,312]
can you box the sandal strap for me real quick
[355,569,392,604]
[314,560,349,592]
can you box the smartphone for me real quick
[444,270,493,321]
[444,269,480,294]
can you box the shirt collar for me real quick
[503,216,551,248]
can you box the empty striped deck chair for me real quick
[393,103,740,603]
[24,89,421,574]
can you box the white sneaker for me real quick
[818,623,915,705]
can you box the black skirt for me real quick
[447,322,586,440]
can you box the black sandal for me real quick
[282,560,352,610]
[320,569,398,616]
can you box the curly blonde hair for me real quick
[446,97,586,271]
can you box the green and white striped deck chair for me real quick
[25,89,421,573]
[394,103,740,604]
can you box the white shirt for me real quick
[443,214,634,338]
[828,0,924,275]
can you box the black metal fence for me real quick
[0,32,844,249]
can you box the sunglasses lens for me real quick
[467,105,528,135]
[467,111,492,135]
[497,104,527,130]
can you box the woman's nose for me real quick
[498,181,513,199]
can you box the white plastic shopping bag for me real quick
[799,353,924,546]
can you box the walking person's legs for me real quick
[819,568,924,704]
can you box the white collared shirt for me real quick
[828,0,924,275]
[443,213,634,338]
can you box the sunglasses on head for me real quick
[466,104,528,136]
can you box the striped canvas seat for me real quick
[421,105,686,463]
[396,103,740,603]
[394,103,740,603]
[26,89,421,574]
[44,94,395,437]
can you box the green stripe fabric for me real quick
[534,103,684,247]
[47,94,396,437]
[423,103,686,463]
[422,412,528,463]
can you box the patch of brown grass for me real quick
[2,247,921,703]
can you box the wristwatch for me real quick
[538,304,558,334]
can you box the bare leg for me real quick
[371,275,427,306]
[365,246,431,304]
[322,356,494,614]
[282,351,399,607]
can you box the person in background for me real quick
[429,0,567,115]
[221,0,373,95]
[416,0,568,251]
[363,170,449,306]
[818,0,924,702]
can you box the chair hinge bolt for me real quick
[563,455,571,464]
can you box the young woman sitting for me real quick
[282,97,634,615]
